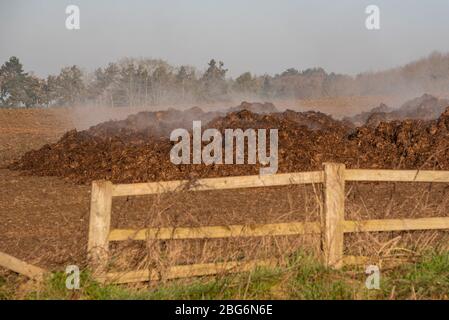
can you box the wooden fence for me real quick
[0,251,46,281]
[88,163,449,284]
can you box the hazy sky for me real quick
[1,0,449,77]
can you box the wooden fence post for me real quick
[323,163,346,269]
[88,180,113,276]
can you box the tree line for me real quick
[1,52,448,108]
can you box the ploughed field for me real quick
[1,96,449,271]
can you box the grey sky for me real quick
[1,0,449,78]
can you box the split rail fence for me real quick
[88,163,449,284]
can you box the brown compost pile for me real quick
[10,101,449,184]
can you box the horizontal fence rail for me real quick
[88,164,449,284]
[100,259,277,284]
[108,222,321,241]
[343,217,449,233]
[112,171,324,197]
[345,169,449,182]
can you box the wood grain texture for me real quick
[345,169,449,182]
[108,221,321,241]
[112,171,323,197]
[0,251,46,280]
[101,259,277,284]
[323,163,345,269]
[88,180,113,275]
[343,217,449,233]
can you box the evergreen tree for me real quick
[0,56,28,107]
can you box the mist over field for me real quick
[1,52,449,110]
[1,1,449,111]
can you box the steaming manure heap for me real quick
[346,94,449,127]
[10,102,449,184]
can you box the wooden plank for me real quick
[345,169,449,183]
[323,163,346,269]
[108,221,321,241]
[343,217,449,233]
[112,171,323,197]
[342,255,410,267]
[0,251,46,280]
[101,259,277,284]
[88,180,113,275]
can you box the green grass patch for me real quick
[5,251,449,300]
[379,252,449,299]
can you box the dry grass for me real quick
[345,182,449,261]
[107,183,323,276]
[2,179,449,299]
[100,180,449,280]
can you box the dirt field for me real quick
[1,96,449,273]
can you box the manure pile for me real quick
[346,94,449,127]
[9,102,449,184]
